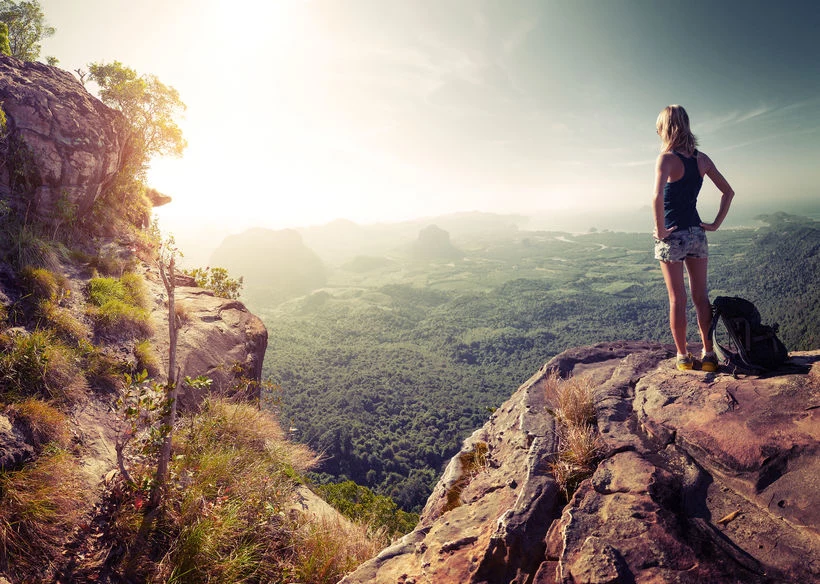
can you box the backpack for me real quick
[708,296,790,373]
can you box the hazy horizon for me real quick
[39,0,820,238]
[167,198,819,269]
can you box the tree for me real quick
[85,61,187,232]
[0,1,54,61]
[183,266,244,300]
[0,22,10,56]
[88,61,187,162]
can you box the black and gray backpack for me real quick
[708,296,789,373]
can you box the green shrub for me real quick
[183,266,244,300]
[317,480,418,540]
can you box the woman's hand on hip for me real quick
[700,222,719,232]
[653,225,677,240]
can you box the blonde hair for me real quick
[656,105,698,154]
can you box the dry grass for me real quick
[0,329,87,402]
[133,340,160,377]
[118,398,341,582]
[443,441,490,512]
[289,515,384,584]
[20,266,67,302]
[37,299,91,342]
[0,449,89,581]
[5,398,71,450]
[554,374,597,427]
[174,302,192,327]
[12,226,59,271]
[544,372,604,498]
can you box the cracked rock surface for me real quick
[341,341,820,584]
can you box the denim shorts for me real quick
[654,226,708,262]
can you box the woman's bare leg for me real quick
[685,257,712,353]
[659,261,688,355]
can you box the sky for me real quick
[39,0,820,240]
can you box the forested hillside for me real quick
[255,213,819,511]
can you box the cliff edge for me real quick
[341,341,820,583]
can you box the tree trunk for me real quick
[152,255,179,508]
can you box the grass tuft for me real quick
[20,266,67,302]
[110,397,380,583]
[37,299,90,342]
[545,372,604,498]
[443,441,489,512]
[0,449,89,581]
[289,515,384,584]
[11,226,59,271]
[5,398,71,450]
[86,274,153,340]
[133,340,160,377]
[0,329,87,402]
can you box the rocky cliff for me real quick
[0,55,127,223]
[341,341,820,583]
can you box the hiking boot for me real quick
[676,353,695,371]
[701,353,719,372]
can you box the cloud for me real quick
[697,99,820,135]
[713,125,820,153]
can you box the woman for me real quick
[653,105,735,371]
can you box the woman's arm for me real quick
[699,153,735,231]
[653,153,676,239]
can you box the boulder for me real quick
[146,272,268,410]
[0,55,126,222]
[342,342,820,583]
[0,413,34,471]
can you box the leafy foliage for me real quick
[80,62,186,236]
[317,480,418,540]
[0,0,54,61]
[0,21,10,56]
[88,61,186,160]
[183,266,244,300]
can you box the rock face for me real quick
[341,341,820,584]
[146,271,268,410]
[0,55,126,222]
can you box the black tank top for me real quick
[663,150,703,230]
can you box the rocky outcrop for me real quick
[341,342,820,584]
[412,225,462,260]
[145,272,268,410]
[0,55,126,222]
